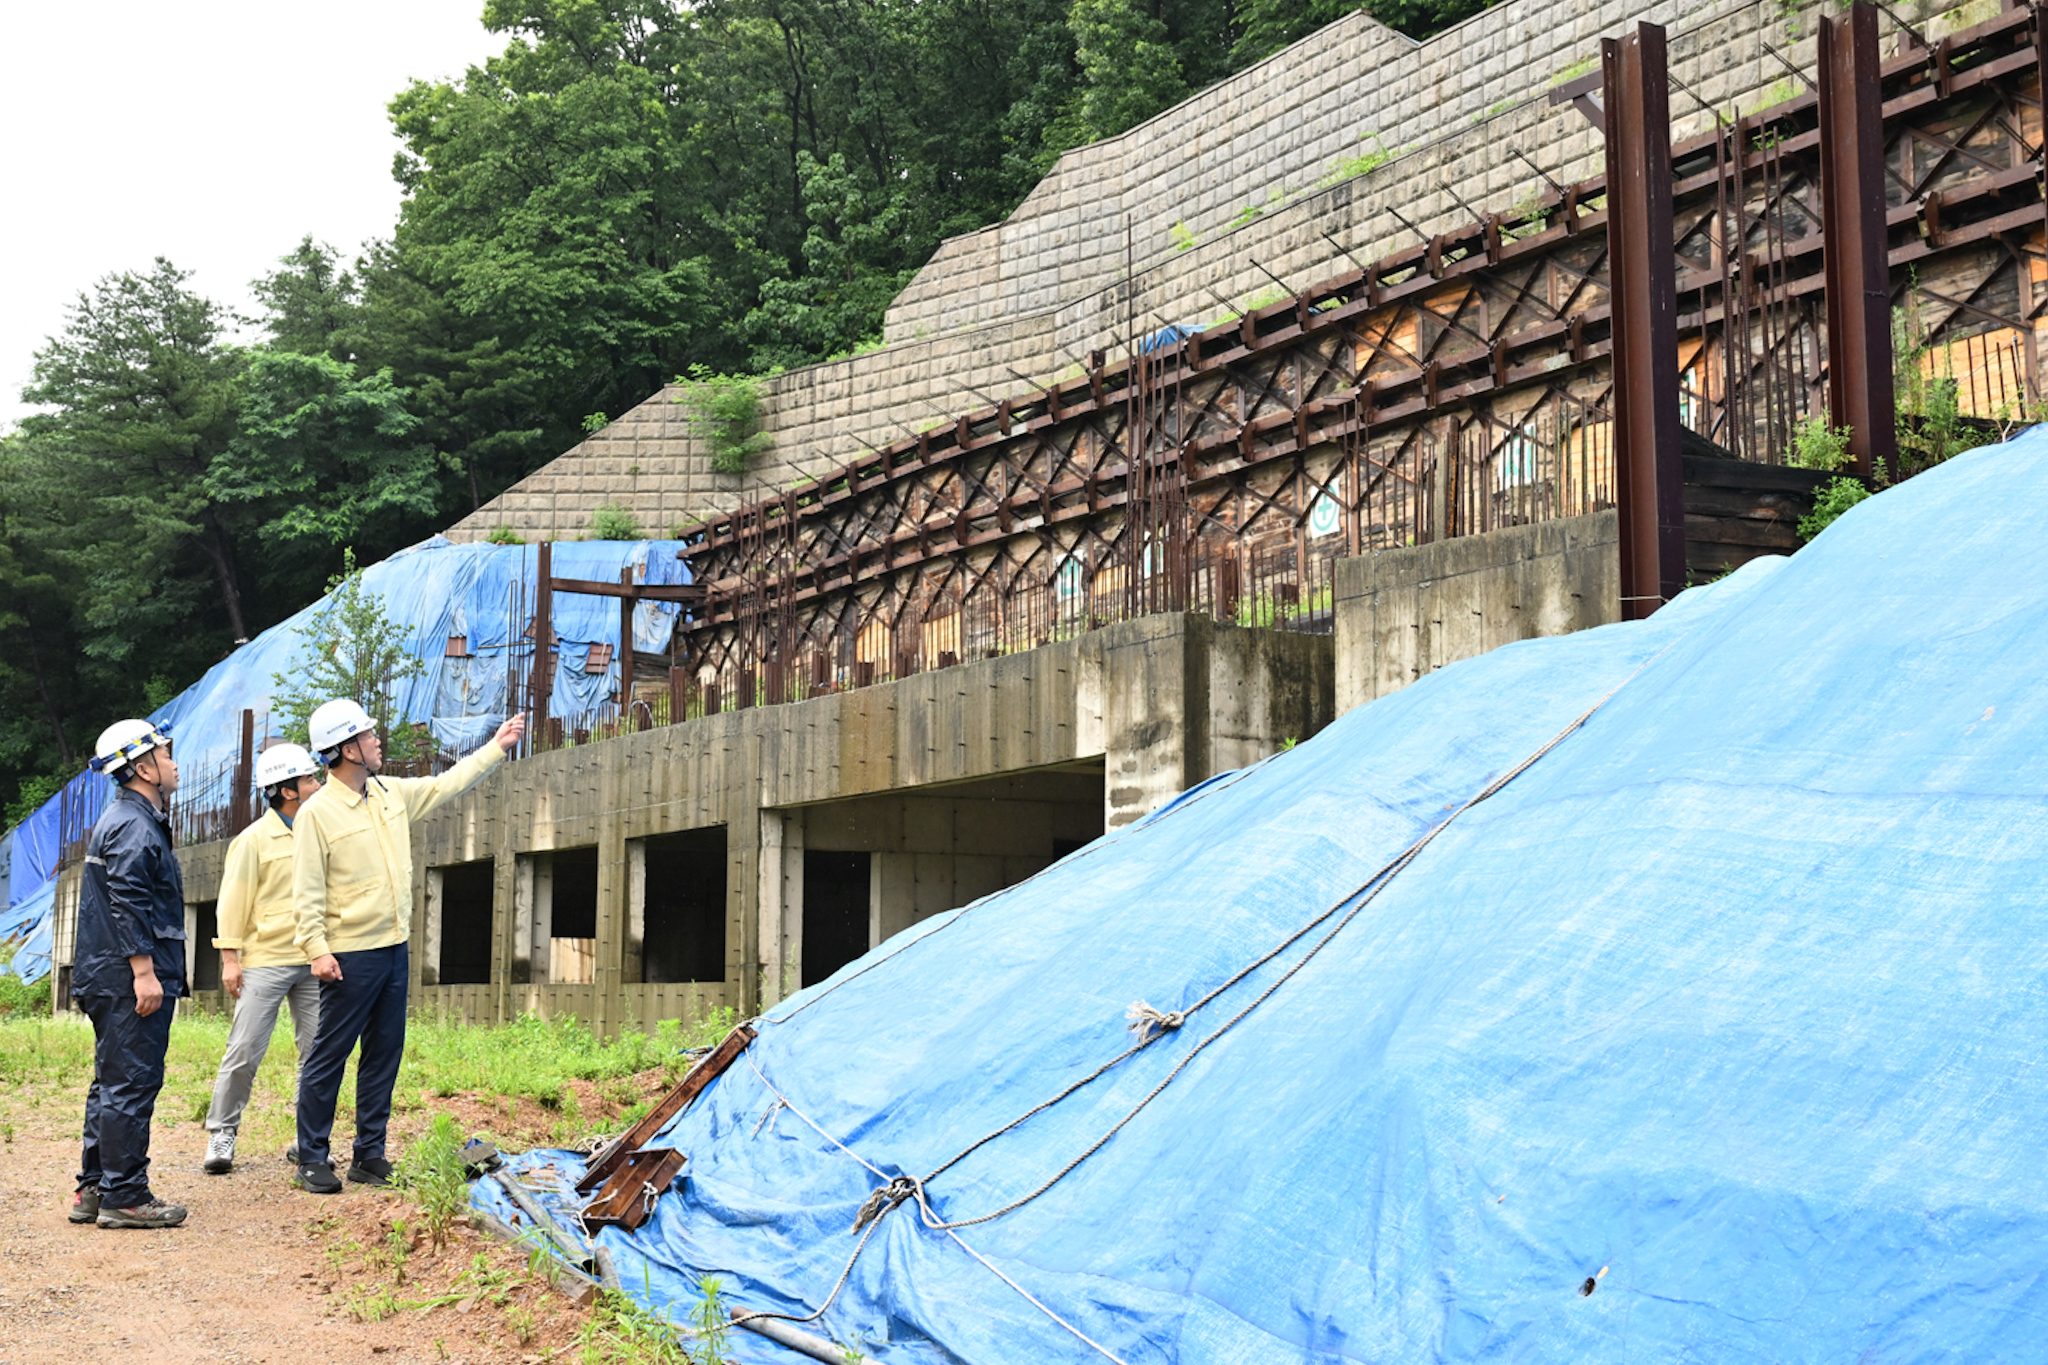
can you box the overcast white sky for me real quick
[0,0,507,427]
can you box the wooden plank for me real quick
[576,1024,757,1192]
[550,577,703,602]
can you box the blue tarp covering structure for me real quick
[478,430,2048,1361]
[0,536,690,980]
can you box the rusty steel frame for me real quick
[1821,2,1901,482]
[1604,22,1686,619]
[651,1,2046,706]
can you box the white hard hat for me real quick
[92,719,173,776]
[256,742,320,790]
[308,698,376,755]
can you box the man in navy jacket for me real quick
[70,719,189,1230]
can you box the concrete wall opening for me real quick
[427,859,496,986]
[515,846,600,985]
[772,760,1105,990]
[630,826,727,984]
[188,900,221,992]
[802,850,872,987]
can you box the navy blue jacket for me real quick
[71,788,188,1000]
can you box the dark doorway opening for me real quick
[550,846,600,938]
[437,860,496,986]
[641,828,727,983]
[803,850,871,988]
[191,901,221,992]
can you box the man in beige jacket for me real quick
[290,700,524,1194]
[201,743,323,1175]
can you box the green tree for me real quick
[212,349,441,557]
[270,550,432,763]
[252,237,365,362]
[16,259,253,647]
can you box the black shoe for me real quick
[284,1144,300,1165]
[68,1187,101,1225]
[346,1156,394,1187]
[297,1162,343,1195]
[97,1198,187,1229]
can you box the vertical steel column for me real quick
[618,567,636,711]
[229,708,255,836]
[1603,23,1685,619]
[1819,1,1898,482]
[528,541,553,747]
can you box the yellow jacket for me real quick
[211,808,308,968]
[292,744,506,960]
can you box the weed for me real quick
[0,968,49,1019]
[485,525,524,545]
[577,1288,692,1364]
[399,1112,472,1250]
[1798,475,1872,541]
[674,366,775,474]
[1169,220,1197,251]
[344,1285,403,1322]
[505,1302,539,1345]
[582,411,610,434]
[1788,414,1854,471]
[688,1277,733,1365]
[590,504,643,541]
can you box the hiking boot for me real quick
[297,1162,343,1195]
[68,1186,100,1225]
[203,1127,236,1175]
[347,1156,394,1188]
[97,1198,187,1229]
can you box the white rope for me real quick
[739,1054,1132,1365]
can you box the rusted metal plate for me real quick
[576,1024,757,1193]
[582,1147,689,1232]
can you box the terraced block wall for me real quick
[441,0,1974,546]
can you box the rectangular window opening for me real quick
[635,827,727,984]
[431,860,495,986]
[803,850,872,989]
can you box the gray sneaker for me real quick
[98,1198,188,1229]
[203,1127,236,1175]
[68,1186,100,1224]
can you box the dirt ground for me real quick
[0,1072,667,1365]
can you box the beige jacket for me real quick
[292,744,506,960]
[211,808,308,968]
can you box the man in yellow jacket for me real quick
[201,743,323,1175]
[291,700,524,1194]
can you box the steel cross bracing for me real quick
[662,3,2048,704]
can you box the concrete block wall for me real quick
[444,0,1958,546]
[1334,511,1620,711]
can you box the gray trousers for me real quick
[204,964,320,1133]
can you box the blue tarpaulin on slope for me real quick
[0,536,690,980]
[477,428,2048,1362]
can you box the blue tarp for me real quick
[477,429,2048,1361]
[0,536,690,980]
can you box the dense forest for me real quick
[0,0,1491,827]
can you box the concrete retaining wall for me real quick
[1335,512,1621,712]
[112,616,1333,1028]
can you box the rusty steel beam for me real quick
[1603,22,1685,620]
[1820,1,1899,483]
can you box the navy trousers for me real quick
[77,994,176,1207]
[295,942,409,1167]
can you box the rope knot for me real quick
[1125,1000,1186,1043]
[851,1175,923,1234]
